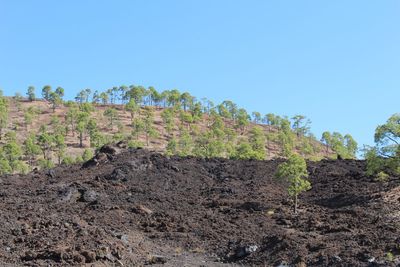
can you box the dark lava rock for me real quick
[147,255,167,264]
[100,145,118,155]
[46,169,56,178]
[81,190,98,203]
[0,147,399,267]
[81,250,96,263]
[58,186,81,203]
[237,201,265,212]
[109,168,128,181]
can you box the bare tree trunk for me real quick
[79,133,83,147]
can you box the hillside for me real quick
[0,146,399,266]
[1,96,337,173]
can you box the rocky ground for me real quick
[0,144,399,266]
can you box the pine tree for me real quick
[104,107,118,129]
[125,99,140,122]
[27,86,36,101]
[0,95,8,140]
[24,134,41,166]
[275,153,311,214]
[143,107,158,146]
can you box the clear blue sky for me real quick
[1,1,400,150]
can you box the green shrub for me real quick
[62,156,75,165]
[166,138,177,156]
[375,171,389,182]
[386,252,394,262]
[75,156,84,163]
[128,140,144,149]
[82,149,94,161]
[38,159,55,170]
[0,158,12,175]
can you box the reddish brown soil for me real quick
[6,98,334,162]
[0,146,399,266]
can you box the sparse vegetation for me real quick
[0,86,346,172]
